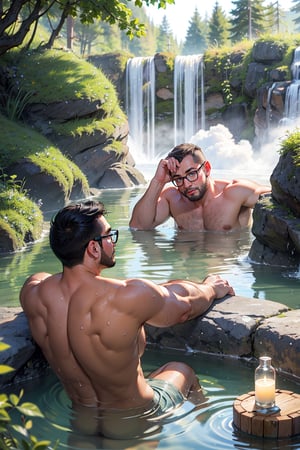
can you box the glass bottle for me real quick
[255,356,276,409]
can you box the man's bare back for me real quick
[20,201,235,439]
[129,143,271,232]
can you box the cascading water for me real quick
[284,80,300,120]
[283,46,300,122]
[291,46,300,80]
[125,54,275,177]
[126,54,205,161]
[125,56,155,160]
[174,54,204,145]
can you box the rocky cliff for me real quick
[250,142,300,267]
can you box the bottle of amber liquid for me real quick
[255,356,276,409]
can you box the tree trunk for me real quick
[67,15,74,50]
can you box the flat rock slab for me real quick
[0,296,298,386]
[146,296,289,357]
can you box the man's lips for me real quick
[186,188,197,195]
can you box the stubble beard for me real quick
[182,178,208,202]
[100,250,116,268]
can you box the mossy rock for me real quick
[0,114,90,211]
[0,188,43,252]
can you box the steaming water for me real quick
[131,122,283,184]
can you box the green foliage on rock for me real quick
[204,40,252,95]
[0,114,89,198]
[279,129,300,166]
[52,116,125,145]
[0,174,43,251]
[8,49,119,107]
[5,48,127,151]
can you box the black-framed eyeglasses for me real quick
[171,161,206,187]
[93,229,119,245]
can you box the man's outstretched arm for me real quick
[123,274,235,328]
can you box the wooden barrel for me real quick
[233,390,300,438]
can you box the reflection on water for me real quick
[0,187,300,308]
[1,186,300,448]
[8,349,300,449]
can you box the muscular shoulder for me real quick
[160,185,184,206]
[20,273,58,310]
[115,278,164,306]
[107,277,167,321]
[22,272,52,287]
[218,178,255,197]
[220,178,270,207]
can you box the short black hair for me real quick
[167,143,206,164]
[49,200,106,268]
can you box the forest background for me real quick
[2,0,300,59]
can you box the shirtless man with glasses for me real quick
[20,200,235,440]
[129,143,271,231]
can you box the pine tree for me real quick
[208,2,230,47]
[156,15,173,52]
[292,0,300,31]
[263,1,281,34]
[230,0,265,42]
[182,8,207,55]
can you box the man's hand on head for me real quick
[154,158,179,185]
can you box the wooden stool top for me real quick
[233,390,300,438]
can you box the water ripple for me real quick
[19,372,300,450]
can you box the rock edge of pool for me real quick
[0,294,299,388]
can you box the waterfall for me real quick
[125,56,155,160]
[283,46,300,122]
[125,54,205,160]
[291,46,300,80]
[174,54,204,145]
[266,82,276,128]
[284,80,300,120]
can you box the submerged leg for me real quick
[148,361,203,401]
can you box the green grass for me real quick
[0,114,89,196]
[279,129,300,166]
[5,49,120,111]
[0,188,43,250]
[52,115,126,142]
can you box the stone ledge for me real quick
[0,296,299,388]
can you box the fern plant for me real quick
[0,342,58,450]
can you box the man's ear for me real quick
[86,240,101,259]
[204,160,211,175]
